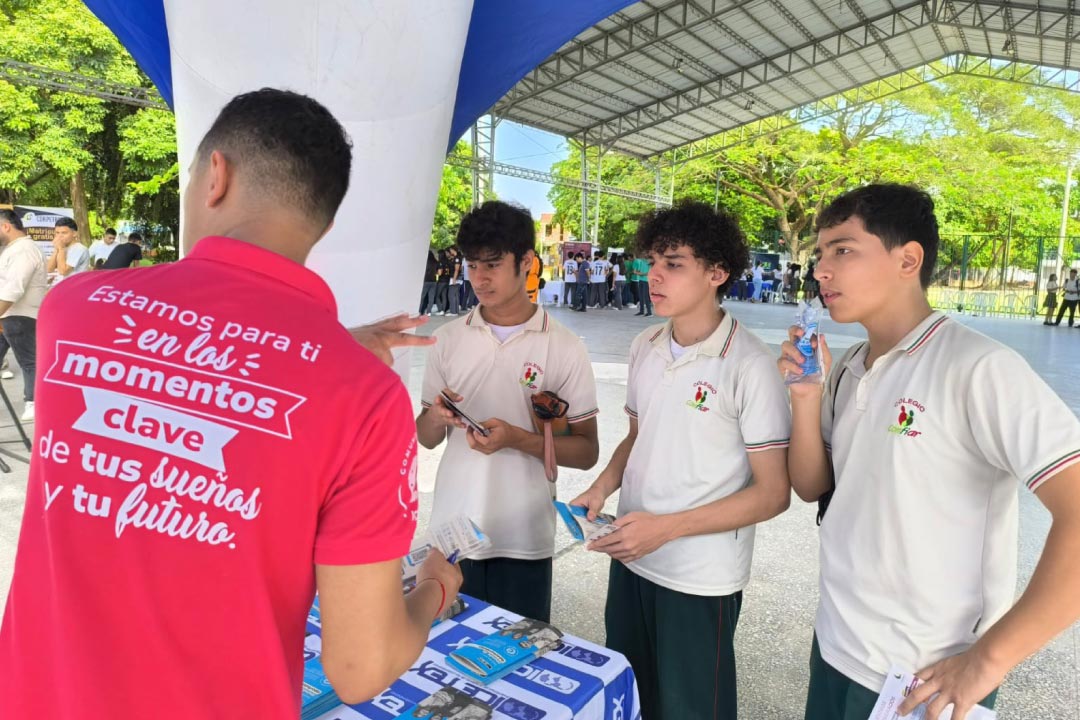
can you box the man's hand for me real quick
[428,389,467,431]
[898,648,1006,720]
[347,313,436,366]
[415,549,463,617]
[570,483,609,522]
[465,418,520,455]
[777,326,832,400]
[589,511,677,562]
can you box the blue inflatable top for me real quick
[81,0,636,152]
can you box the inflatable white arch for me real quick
[82,0,636,328]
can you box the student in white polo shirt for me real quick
[562,253,578,307]
[417,200,600,622]
[779,184,1080,720]
[573,201,792,720]
[589,251,609,308]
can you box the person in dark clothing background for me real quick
[101,233,144,269]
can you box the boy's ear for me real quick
[899,240,924,281]
[709,264,730,288]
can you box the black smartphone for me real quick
[439,391,491,437]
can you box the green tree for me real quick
[430,140,473,248]
[0,0,176,244]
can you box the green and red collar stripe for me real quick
[464,308,549,332]
[905,315,948,355]
[719,318,738,358]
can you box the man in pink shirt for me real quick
[0,88,460,719]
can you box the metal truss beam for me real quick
[939,0,1080,45]
[588,0,1080,156]
[470,114,497,208]
[445,153,671,205]
[0,58,168,110]
[673,54,1080,165]
[494,0,747,114]
[580,2,932,149]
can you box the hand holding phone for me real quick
[439,391,491,437]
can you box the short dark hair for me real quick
[105,228,116,236]
[196,88,352,230]
[0,209,24,231]
[635,200,750,296]
[55,217,78,232]
[816,183,939,288]
[128,232,143,243]
[456,201,534,272]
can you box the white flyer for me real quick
[401,515,491,585]
[870,666,996,720]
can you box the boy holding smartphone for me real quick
[417,201,600,622]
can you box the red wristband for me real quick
[416,577,447,619]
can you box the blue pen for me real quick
[447,550,460,564]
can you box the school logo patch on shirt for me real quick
[888,397,925,438]
[520,362,543,389]
[686,381,715,412]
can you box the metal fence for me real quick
[928,235,1080,318]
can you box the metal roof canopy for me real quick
[493,0,1080,161]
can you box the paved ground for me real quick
[1,299,1077,718]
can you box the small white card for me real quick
[870,666,996,720]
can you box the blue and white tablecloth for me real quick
[305,595,641,720]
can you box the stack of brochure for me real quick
[446,618,564,685]
[300,652,341,720]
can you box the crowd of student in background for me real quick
[419,246,476,316]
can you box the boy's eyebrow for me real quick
[823,235,857,248]
[814,235,858,254]
[659,250,690,259]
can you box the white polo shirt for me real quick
[422,306,599,560]
[618,313,791,596]
[88,239,118,265]
[563,259,578,280]
[0,236,48,319]
[818,311,1080,691]
[590,260,608,283]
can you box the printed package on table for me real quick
[446,618,564,685]
[395,686,494,719]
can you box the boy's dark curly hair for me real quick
[456,201,535,273]
[635,200,750,297]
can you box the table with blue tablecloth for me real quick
[306,595,641,720]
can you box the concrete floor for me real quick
[2,299,1078,718]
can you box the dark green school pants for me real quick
[605,560,742,720]
[459,556,553,622]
